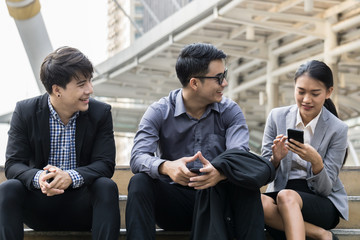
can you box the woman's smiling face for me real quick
[295,73,333,125]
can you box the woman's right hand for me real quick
[271,134,288,166]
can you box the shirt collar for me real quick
[296,108,322,132]
[174,89,187,117]
[174,88,219,117]
[48,96,79,125]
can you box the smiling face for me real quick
[196,59,228,104]
[295,73,333,125]
[52,72,94,119]
[62,74,93,113]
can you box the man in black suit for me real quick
[0,47,120,240]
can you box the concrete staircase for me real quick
[332,167,360,240]
[0,166,359,239]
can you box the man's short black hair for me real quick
[40,46,93,94]
[175,43,226,87]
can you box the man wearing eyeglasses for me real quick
[126,43,265,239]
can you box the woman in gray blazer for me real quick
[261,60,348,240]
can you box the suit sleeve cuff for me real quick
[33,170,44,189]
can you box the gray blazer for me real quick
[261,105,349,220]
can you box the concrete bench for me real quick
[2,166,360,239]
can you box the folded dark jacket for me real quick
[191,149,275,240]
[211,149,275,189]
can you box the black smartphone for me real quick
[287,128,304,144]
[189,168,201,174]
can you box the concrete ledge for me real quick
[332,229,360,235]
[23,228,360,240]
[24,229,92,240]
[331,229,360,240]
[24,229,190,240]
[3,166,360,240]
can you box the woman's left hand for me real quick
[286,139,324,174]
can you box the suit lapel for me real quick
[284,105,298,173]
[37,94,50,166]
[76,111,88,166]
[285,106,297,134]
[306,107,328,173]
[311,107,328,152]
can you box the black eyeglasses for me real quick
[193,68,228,85]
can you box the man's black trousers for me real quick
[0,177,120,240]
[126,173,265,240]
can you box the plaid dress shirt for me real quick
[33,97,84,188]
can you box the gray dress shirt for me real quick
[130,88,249,181]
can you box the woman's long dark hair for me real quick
[294,60,348,165]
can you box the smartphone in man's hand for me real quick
[189,168,201,174]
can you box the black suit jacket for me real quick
[5,93,116,190]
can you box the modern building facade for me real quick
[107,0,192,55]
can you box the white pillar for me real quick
[6,0,53,93]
